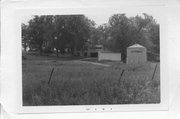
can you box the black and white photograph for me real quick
[3,0,180,118]
[22,12,160,106]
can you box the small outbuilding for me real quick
[126,44,147,64]
[98,51,121,61]
[88,45,103,57]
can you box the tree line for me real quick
[22,13,159,61]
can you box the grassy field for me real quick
[22,53,160,106]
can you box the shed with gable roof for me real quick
[126,44,147,64]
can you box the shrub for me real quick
[43,47,53,54]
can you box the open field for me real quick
[23,53,160,106]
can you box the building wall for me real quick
[126,47,147,64]
[98,51,121,61]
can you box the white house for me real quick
[126,44,147,64]
[98,51,121,61]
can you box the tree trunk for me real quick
[70,47,74,56]
[60,47,65,54]
[39,45,43,55]
[56,48,59,57]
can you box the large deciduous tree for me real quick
[108,14,132,61]
[105,13,159,62]
[27,16,51,55]
[54,15,95,55]
[22,23,30,51]
[149,23,160,54]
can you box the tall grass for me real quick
[23,60,160,106]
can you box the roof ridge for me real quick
[128,43,145,48]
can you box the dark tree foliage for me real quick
[27,16,54,55]
[52,15,95,56]
[108,14,131,61]
[22,23,30,51]
[22,15,95,56]
[149,24,160,54]
[103,13,160,62]
[22,14,159,61]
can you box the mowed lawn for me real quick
[23,54,160,106]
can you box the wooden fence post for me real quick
[118,69,125,85]
[48,68,54,84]
[151,63,157,80]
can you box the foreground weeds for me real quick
[23,60,160,106]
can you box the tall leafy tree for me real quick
[108,14,132,61]
[106,13,159,61]
[22,23,30,51]
[149,24,160,54]
[52,15,67,56]
[28,16,50,55]
[68,15,95,54]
